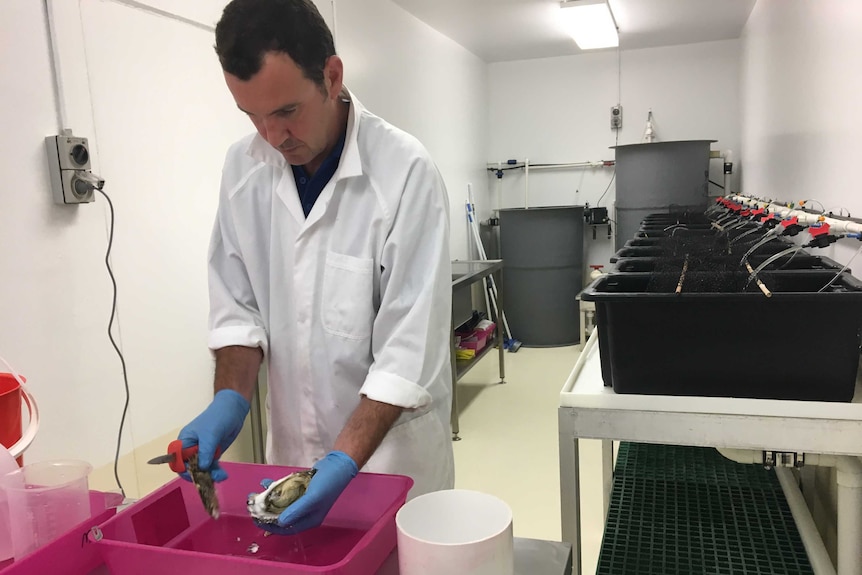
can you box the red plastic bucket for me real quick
[0,373,24,466]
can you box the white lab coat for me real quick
[207,90,454,498]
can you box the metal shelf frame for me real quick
[450,259,506,440]
[559,329,862,575]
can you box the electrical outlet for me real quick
[610,104,622,129]
[45,131,97,204]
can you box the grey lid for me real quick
[610,139,717,149]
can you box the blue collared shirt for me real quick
[291,130,347,217]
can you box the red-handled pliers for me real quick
[147,440,222,473]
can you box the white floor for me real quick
[452,345,606,574]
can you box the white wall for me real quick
[489,40,741,269]
[335,0,490,258]
[740,0,862,562]
[741,0,862,270]
[0,0,488,486]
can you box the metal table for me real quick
[376,537,572,574]
[559,329,862,575]
[450,260,506,440]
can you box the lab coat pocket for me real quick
[322,251,375,340]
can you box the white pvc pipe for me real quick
[719,449,835,574]
[776,467,837,575]
[834,457,862,575]
[527,162,601,171]
[524,158,530,209]
[45,0,69,131]
[731,195,862,235]
[718,449,862,575]
[486,159,609,169]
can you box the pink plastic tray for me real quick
[92,462,412,575]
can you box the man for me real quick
[177,0,454,534]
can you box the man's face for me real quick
[224,52,342,170]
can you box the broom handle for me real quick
[468,201,514,339]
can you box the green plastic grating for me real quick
[596,443,814,575]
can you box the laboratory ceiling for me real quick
[389,0,757,62]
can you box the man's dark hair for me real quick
[215,0,335,85]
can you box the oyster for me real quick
[187,454,220,519]
[247,469,316,524]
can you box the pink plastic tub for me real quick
[92,462,413,575]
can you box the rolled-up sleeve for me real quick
[207,171,269,356]
[359,155,452,410]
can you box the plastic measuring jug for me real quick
[0,355,40,564]
[0,460,92,560]
[0,447,18,563]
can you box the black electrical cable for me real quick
[709,179,725,190]
[596,171,616,207]
[95,188,130,499]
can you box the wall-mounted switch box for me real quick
[610,105,622,129]
[45,132,96,204]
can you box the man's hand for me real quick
[178,389,250,481]
[256,451,358,535]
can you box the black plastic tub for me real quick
[625,235,767,248]
[609,240,796,263]
[635,226,758,238]
[639,223,716,231]
[613,254,845,273]
[581,271,862,401]
[641,213,712,225]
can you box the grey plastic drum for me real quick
[498,206,584,347]
[612,140,714,250]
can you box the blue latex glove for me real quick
[177,389,250,482]
[256,451,358,535]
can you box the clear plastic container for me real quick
[0,446,19,563]
[0,460,92,560]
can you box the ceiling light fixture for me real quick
[559,0,619,50]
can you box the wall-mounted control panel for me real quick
[610,105,622,129]
[45,131,99,204]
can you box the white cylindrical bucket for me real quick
[396,489,514,575]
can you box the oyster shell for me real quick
[187,454,220,519]
[247,469,315,524]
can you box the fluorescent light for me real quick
[559,0,618,50]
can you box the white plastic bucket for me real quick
[396,489,514,575]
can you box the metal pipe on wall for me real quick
[486,158,613,212]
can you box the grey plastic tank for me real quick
[612,140,714,249]
[498,206,584,347]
